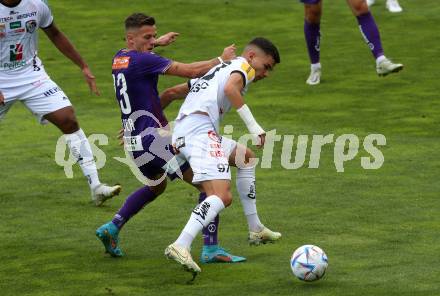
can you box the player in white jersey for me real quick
[162,37,281,278]
[0,0,120,205]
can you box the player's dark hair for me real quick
[125,13,155,30]
[248,37,281,64]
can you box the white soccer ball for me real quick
[290,245,328,282]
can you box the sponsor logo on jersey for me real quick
[241,62,255,81]
[208,130,221,143]
[17,11,37,20]
[9,21,21,29]
[112,56,130,69]
[3,60,26,69]
[13,28,25,34]
[0,16,13,22]
[25,20,37,33]
[9,43,23,61]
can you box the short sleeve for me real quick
[38,0,54,28]
[238,61,255,85]
[137,52,172,76]
[231,61,255,88]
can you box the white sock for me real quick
[64,129,100,190]
[236,166,264,232]
[175,195,225,249]
[376,55,386,65]
[311,63,321,71]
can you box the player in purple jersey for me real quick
[300,0,403,85]
[96,13,251,263]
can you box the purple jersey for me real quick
[111,49,186,180]
[112,49,172,136]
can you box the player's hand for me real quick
[257,133,266,149]
[221,44,236,62]
[0,91,4,106]
[82,66,100,96]
[117,128,124,146]
[155,32,179,47]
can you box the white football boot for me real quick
[376,57,404,76]
[249,226,282,245]
[92,184,122,206]
[165,243,201,276]
[306,65,321,85]
[386,0,403,13]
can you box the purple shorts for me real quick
[300,0,321,4]
[130,133,190,181]
[136,155,190,181]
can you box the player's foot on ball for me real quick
[376,58,403,76]
[92,183,122,206]
[306,67,321,85]
[200,245,246,264]
[249,226,282,246]
[96,222,123,257]
[386,0,402,13]
[165,243,201,276]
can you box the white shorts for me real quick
[0,77,72,124]
[172,114,237,184]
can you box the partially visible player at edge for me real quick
[301,0,403,85]
[96,13,277,264]
[163,37,281,277]
[367,0,403,13]
[0,0,120,205]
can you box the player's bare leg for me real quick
[347,0,403,76]
[229,143,281,245]
[303,1,322,85]
[44,106,121,205]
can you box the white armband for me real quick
[236,104,265,136]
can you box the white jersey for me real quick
[0,0,53,87]
[176,56,255,132]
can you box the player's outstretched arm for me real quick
[42,23,100,96]
[160,83,190,109]
[225,73,266,147]
[165,44,236,78]
[154,32,179,47]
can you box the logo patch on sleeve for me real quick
[112,56,130,69]
[241,62,255,81]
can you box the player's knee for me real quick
[150,179,167,196]
[305,6,321,23]
[219,191,233,207]
[245,148,256,164]
[59,115,79,134]
[351,1,369,15]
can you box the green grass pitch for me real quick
[1,0,439,295]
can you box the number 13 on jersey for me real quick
[112,73,131,114]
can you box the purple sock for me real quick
[112,186,157,229]
[356,12,384,59]
[199,193,219,246]
[304,20,321,64]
